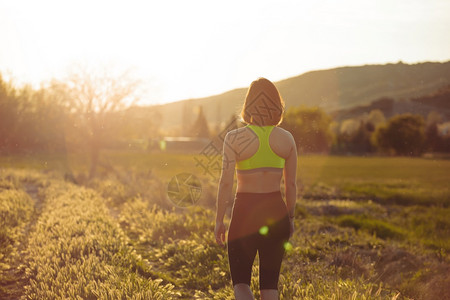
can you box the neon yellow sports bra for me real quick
[236,125,285,172]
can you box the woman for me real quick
[215,78,297,300]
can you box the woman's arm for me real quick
[215,132,236,246]
[283,132,298,227]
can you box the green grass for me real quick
[0,170,178,299]
[103,152,448,207]
[1,153,449,299]
[335,215,405,240]
[1,162,449,299]
[0,187,34,296]
[298,156,450,206]
[2,152,449,206]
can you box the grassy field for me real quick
[0,152,449,299]
[2,152,448,205]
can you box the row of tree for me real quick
[186,104,450,156]
[0,67,159,178]
[286,108,450,155]
[2,68,450,176]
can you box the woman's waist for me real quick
[235,178,281,194]
[234,190,283,202]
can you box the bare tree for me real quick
[65,63,141,179]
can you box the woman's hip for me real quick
[228,191,289,239]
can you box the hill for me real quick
[143,61,450,130]
[331,85,450,122]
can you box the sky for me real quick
[1,0,449,105]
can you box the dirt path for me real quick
[0,183,44,300]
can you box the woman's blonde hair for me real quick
[240,77,285,126]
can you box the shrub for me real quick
[336,215,404,240]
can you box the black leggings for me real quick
[227,191,290,290]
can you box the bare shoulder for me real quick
[224,127,248,144]
[225,127,248,138]
[269,126,296,158]
[273,126,295,140]
[231,126,248,134]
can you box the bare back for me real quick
[225,126,296,193]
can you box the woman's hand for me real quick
[215,221,226,247]
[289,217,295,238]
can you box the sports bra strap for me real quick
[236,125,285,171]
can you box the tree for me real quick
[340,119,360,135]
[366,109,386,131]
[212,102,222,136]
[181,102,192,136]
[425,111,443,152]
[334,119,374,154]
[426,111,442,127]
[425,122,442,152]
[281,106,333,153]
[373,114,425,156]
[223,114,243,132]
[0,74,20,153]
[64,64,141,178]
[0,75,68,154]
[116,106,162,141]
[189,106,210,138]
[351,121,373,153]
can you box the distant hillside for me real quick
[411,84,450,111]
[332,85,450,122]
[145,61,450,130]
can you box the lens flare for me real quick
[283,241,293,252]
[259,225,269,235]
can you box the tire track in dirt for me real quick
[0,183,44,300]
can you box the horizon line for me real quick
[137,58,450,107]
